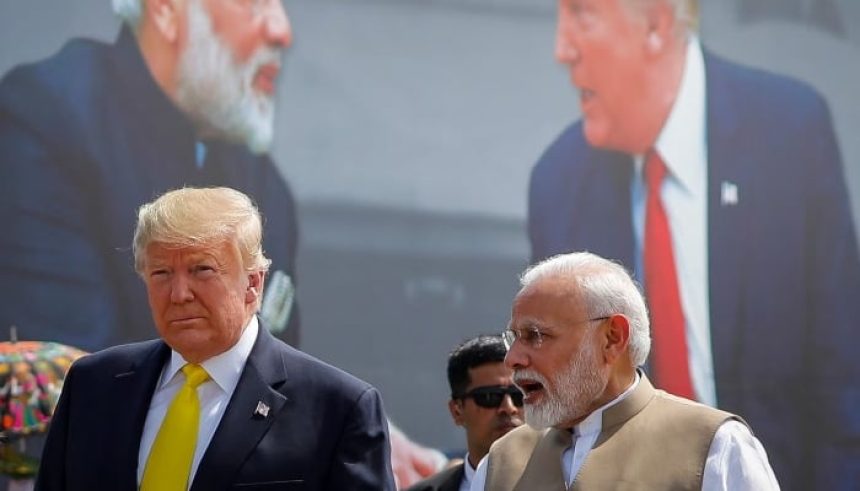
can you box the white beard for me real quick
[516,337,608,430]
[175,0,281,155]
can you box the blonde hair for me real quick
[670,0,699,33]
[627,0,699,34]
[133,187,271,274]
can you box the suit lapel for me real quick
[111,341,171,489]
[704,52,751,398]
[449,465,467,491]
[191,328,288,491]
[512,429,569,491]
[577,149,637,269]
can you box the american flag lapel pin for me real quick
[721,181,739,206]
[254,400,270,419]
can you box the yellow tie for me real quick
[141,363,210,491]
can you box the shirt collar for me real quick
[572,371,641,438]
[636,36,707,195]
[160,316,260,394]
[462,452,476,485]
[195,141,208,169]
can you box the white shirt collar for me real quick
[160,315,260,395]
[571,371,641,438]
[653,36,707,194]
[635,36,707,195]
[463,452,476,482]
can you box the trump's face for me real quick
[555,0,656,153]
[142,239,262,362]
[175,0,292,153]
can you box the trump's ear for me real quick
[144,0,183,44]
[642,0,677,55]
[245,270,266,304]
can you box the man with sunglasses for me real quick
[407,335,523,491]
[471,252,778,490]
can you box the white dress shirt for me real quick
[470,373,779,490]
[458,453,477,491]
[631,37,717,406]
[136,316,259,487]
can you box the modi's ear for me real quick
[143,0,184,43]
[601,314,631,363]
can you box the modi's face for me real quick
[176,0,292,154]
[514,333,607,429]
[505,277,610,429]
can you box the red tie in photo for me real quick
[644,150,695,400]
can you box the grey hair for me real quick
[133,187,272,274]
[112,0,143,29]
[520,252,651,367]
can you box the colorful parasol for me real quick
[0,329,87,478]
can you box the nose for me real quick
[497,393,519,416]
[504,343,529,370]
[169,274,195,304]
[263,0,293,48]
[554,17,578,65]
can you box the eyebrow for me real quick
[510,317,552,332]
[145,252,223,268]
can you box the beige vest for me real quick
[485,375,743,491]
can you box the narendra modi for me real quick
[469,252,779,491]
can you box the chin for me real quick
[582,120,612,150]
[585,123,644,154]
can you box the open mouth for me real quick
[254,64,280,95]
[515,379,545,404]
[579,88,596,104]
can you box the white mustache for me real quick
[248,46,282,74]
[513,369,548,389]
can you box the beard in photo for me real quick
[176,0,281,155]
[514,334,608,430]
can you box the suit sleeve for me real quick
[803,96,860,486]
[326,386,396,490]
[0,73,120,351]
[34,361,76,490]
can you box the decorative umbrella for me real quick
[0,328,87,478]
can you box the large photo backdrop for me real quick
[1,1,858,487]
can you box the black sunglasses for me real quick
[458,385,524,409]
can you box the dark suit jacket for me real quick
[405,463,465,491]
[0,27,299,351]
[528,51,860,490]
[35,327,396,490]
